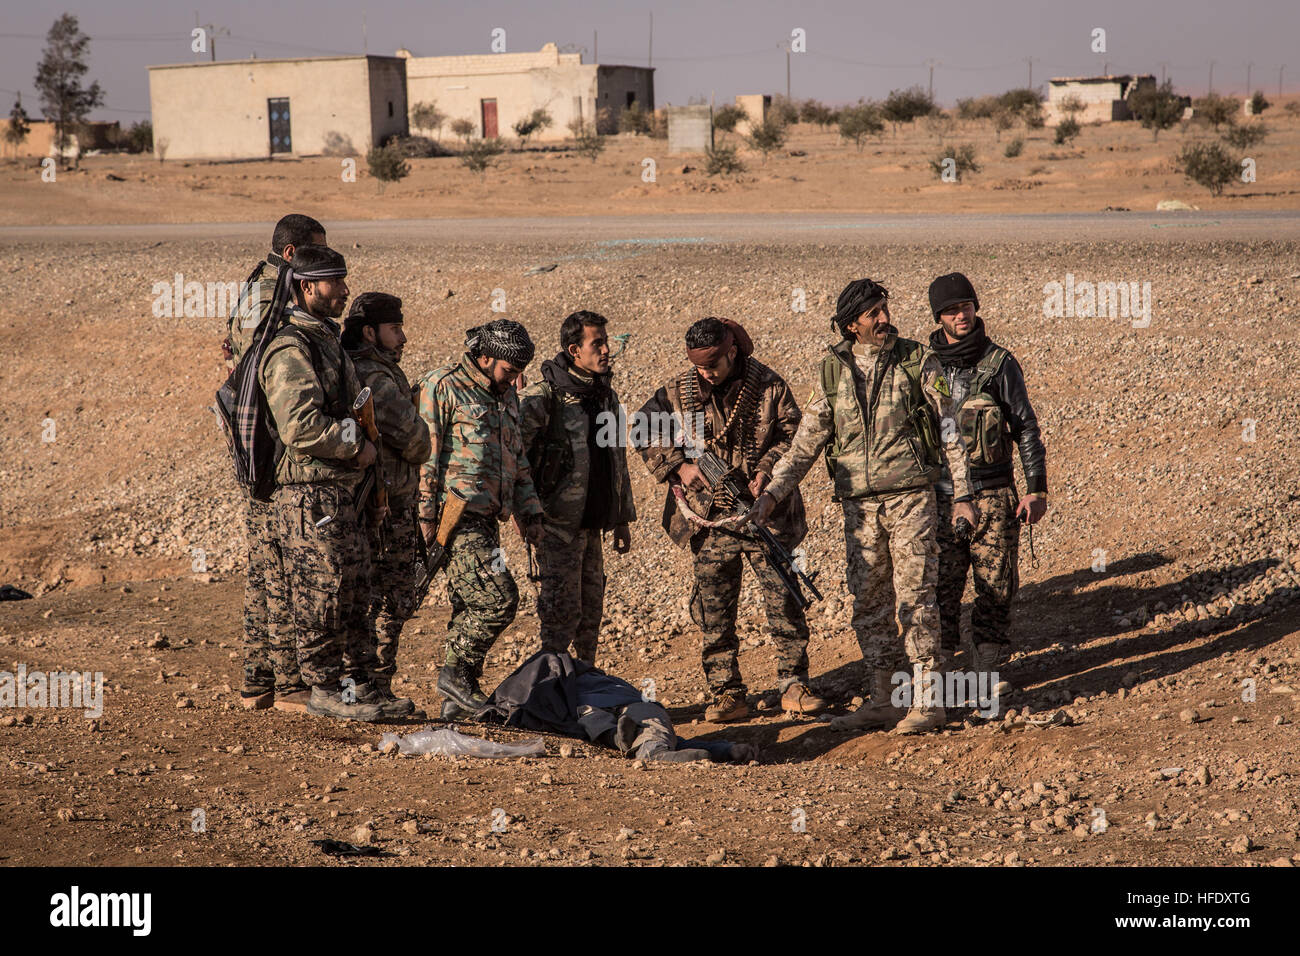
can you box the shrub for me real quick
[713,104,746,134]
[799,98,836,128]
[459,137,504,178]
[925,111,956,143]
[993,110,1016,141]
[1177,141,1236,195]
[1057,94,1086,116]
[569,119,605,162]
[388,135,450,158]
[1053,116,1081,145]
[411,101,447,140]
[1128,79,1185,141]
[883,86,936,130]
[1004,136,1024,158]
[1221,122,1268,150]
[704,142,745,176]
[618,102,650,135]
[126,119,152,153]
[512,108,553,147]
[450,118,476,143]
[837,100,884,150]
[366,142,410,193]
[1193,93,1235,129]
[745,116,787,162]
[956,95,999,120]
[769,94,800,127]
[930,143,980,182]
[1249,90,1270,115]
[997,88,1043,114]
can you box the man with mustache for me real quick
[748,279,977,734]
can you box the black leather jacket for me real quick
[934,340,1047,497]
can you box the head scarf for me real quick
[830,278,889,333]
[467,319,535,367]
[685,318,753,366]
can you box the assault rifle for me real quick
[352,387,390,546]
[694,449,823,611]
[413,488,468,612]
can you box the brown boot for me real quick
[781,681,829,715]
[273,688,311,714]
[705,690,750,723]
[892,668,947,735]
[241,688,273,711]
[830,669,905,732]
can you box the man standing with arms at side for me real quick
[748,279,978,734]
[418,320,545,717]
[259,244,385,722]
[926,273,1047,676]
[342,292,431,716]
[519,310,635,665]
[224,213,324,714]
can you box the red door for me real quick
[481,99,498,138]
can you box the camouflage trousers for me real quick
[443,514,518,674]
[272,482,378,689]
[535,526,606,665]
[367,498,420,680]
[690,527,811,696]
[936,486,1020,652]
[842,488,943,676]
[241,496,303,694]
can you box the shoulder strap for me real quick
[819,351,842,411]
[970,344,1009,396]
[274,325,348,418]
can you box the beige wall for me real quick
[148,56,405,160]
[3,120,120,159]
[1046,77,1154,124]
[404,46,651,141]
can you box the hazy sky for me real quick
[1,0,1294,122]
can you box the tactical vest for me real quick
[950,345,1011,469]
[818,339,941,499]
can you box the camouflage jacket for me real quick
[518,372,636,543]
[765,334,973,504]
[634,356,807,548]
[416,354,543,524]
[226,261,279,368]
[259,308,366,487]
[346,342,432,503]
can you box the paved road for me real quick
[2,211,1298,245]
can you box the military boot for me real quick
[355,679,416,719]
[830,669,906,732]
[437,659,488,714]
[892,669,947,735]
[306,686,384,722]
[781,681,829,715]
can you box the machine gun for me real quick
[691,449,823,611]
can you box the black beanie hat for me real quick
[345,292,404,329]
[467,319,535,367]
[928,272,979,322]
[831,278,889,333]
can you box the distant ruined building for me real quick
[1045,74,1158,124]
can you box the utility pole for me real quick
[195,11,229,62]
[1025,56,1037,90]
[362,6,368,54]
[1158,61,1169,84]
[1280,65,1285,98]
[1208,59,1215,94]
[1245,61,1253,95]
[648,11,653,69]
[926,58,940,100]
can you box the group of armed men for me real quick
[224,213,1048,735]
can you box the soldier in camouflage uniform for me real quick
[222,214,324,713]
[342,293,432,716]
[258,244,388,722]
[635,318,825,723]
[518,311,635,665]
[925,274,1047,674]
[749,279,978,734]
[417,320,544,715]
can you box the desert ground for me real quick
[1,112,1298,868]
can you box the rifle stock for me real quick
[413,488,469,612]
[352,387,389,525]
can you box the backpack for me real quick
[819,340,941,470]
[527,385,574,503]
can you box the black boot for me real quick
[437,659,487,713]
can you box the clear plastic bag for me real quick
[378,726,545,758]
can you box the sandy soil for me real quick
[2,103,1300,226]
[1,229,1298,867]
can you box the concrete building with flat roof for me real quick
[147,55,407,160]
[1045,74,1157,124]
[401,43,653,139]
